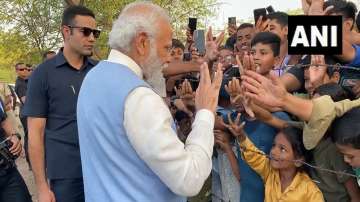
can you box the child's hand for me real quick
[214,115,227,131]
[224,113,246,142]
[175,79,195,109]
[214,130,232,152]
[225,77,255,118]
[309,55,327,88]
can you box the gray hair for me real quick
[108,1,170,53]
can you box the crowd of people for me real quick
[1,0,360,202]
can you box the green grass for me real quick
[0,68,16,83]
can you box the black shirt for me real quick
[0,98,8,141]
[15,77,28,101]
[23,51,97,179]
[15,77,28,117]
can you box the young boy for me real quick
[267,12,290,76]
[227,31,290,202]
[249,31,281,78]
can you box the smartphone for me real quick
[342,79,359,87]
[228,17,236,26]
[254,8,267,24]
[266,6,275,14]
[193,30,206,55]
[188,18,197,34]
[183,52,192,61]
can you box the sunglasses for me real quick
[67,25,101,39]
[17,68,32,72]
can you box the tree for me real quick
[0,0,64,58]
[0,0,219,77]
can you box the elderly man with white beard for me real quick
[76,1,223,202]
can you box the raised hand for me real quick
[242,52,257,72]
[214,129,232,152]
[241,70,288,110]
[309,55,327,88]
[308,0,334,16]
[255,16,270,34]
[175,79,195,108]
[195,62,223,113]
[224,113,246,142]
[235,54,244,75]
[205,26,225,61]
[301,0,311,15]
[225,77,255,117]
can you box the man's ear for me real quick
[61,25,71,41]
[283,26,288,37]
[135,32,150,56]
[345,19,354,31]
[331,71,341,83]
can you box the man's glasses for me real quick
[67,25,101,39]
[17,68,32,72]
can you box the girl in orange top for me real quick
[226,116,324,202]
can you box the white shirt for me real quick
[107,49,215,196]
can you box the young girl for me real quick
[226,115,324,202]
[332,107,360,186]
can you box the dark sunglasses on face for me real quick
[67,25,101,39]
[17,68,32,72]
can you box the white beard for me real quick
[142,47,167,98]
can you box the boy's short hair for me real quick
[237,23,254,31]
[251,32,281,57]
[314,83,349,102]
[324,0,357,29]
[332,107,360,149]
[172,39,185,51]
[267,12,288,27]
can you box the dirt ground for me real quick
[16,155,38,202]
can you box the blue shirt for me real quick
[236,112,290,202]
[339,45,360,91]
[23,51,97,179]
[348,45,360,67]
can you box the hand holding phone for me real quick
[253,8,267,25]
[188,18,197,35]
[266,6,275,14]
[193,30,206,56]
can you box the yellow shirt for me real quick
[239,137,324,202]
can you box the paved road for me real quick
[17,155,37,202]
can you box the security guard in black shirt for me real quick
[0,97,31,202]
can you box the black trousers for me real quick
[50,178,84,202]
[20,117,31,169]
[0,167,32,202]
